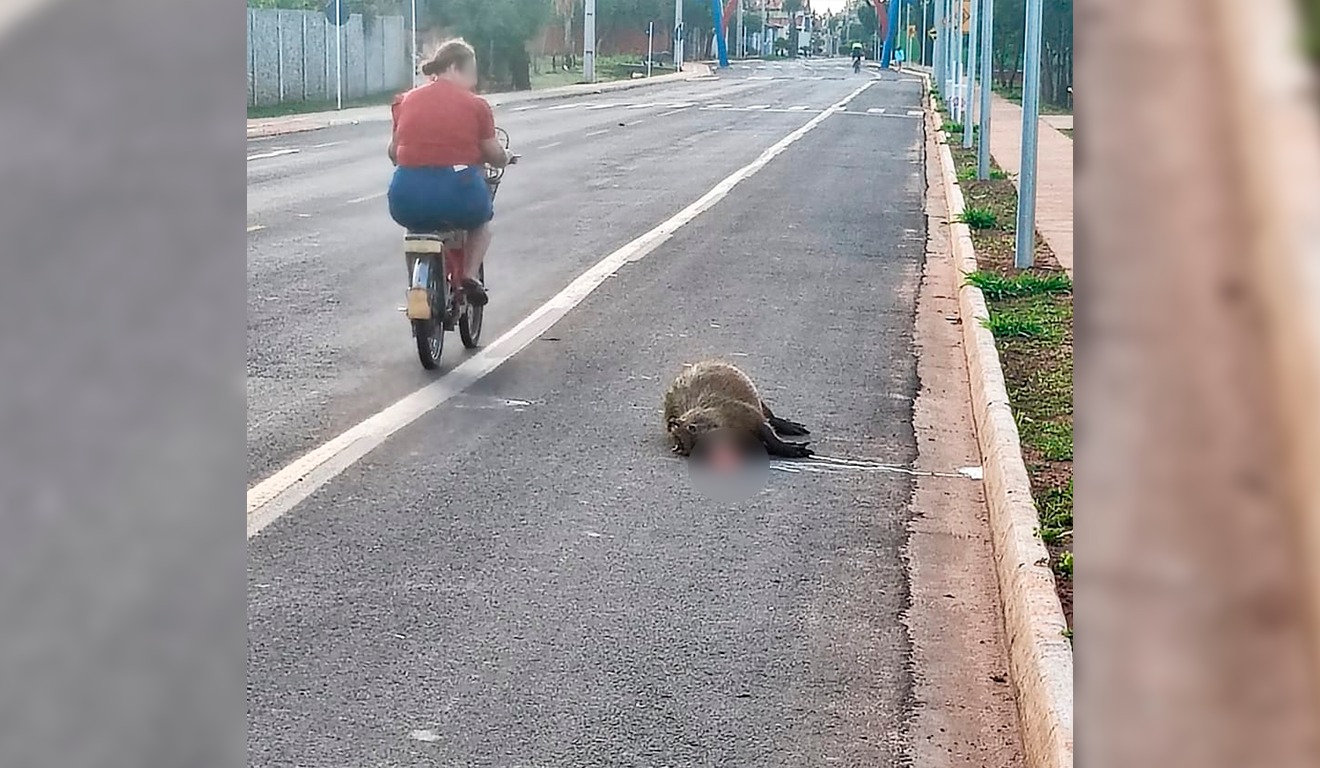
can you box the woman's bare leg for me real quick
[464,223,492,282]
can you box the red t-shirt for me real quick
[391,79,495,167]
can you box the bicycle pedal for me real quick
[405,287,431,320]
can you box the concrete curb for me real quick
[247,64,715,139]
[916,71,1075,768]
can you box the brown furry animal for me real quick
[663,360,812,459]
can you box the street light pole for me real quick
[1014,0,1043,269]
[963,0,979,148]
[335,0,342,110]
[737,0,745,58]
[584,0,597,83]
[976,0,993,179]
[674,0,684,70]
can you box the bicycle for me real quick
[401,127,518,370]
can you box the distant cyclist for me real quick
[851,42,864,73]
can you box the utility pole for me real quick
[920,0,928,67]
[674,0,684,70]
[932,0,943,86]
[737,0,745,58]
[647,21,654,76]
[953,0,964,123]
[1014,0,1043,269]
[963,0,979,148]
[584,0,597,82]
[976,0,994,179]
[335,0,342,110]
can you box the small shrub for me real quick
[965,271,1071,301]
[958,206,998,229]
[983,314,1046,339]
[1056,550,1073,577]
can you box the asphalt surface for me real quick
[249,60,932,766]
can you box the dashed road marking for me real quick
[546,103,580,111]
[536,141,562,150]
[585,128,610,137]
[657,108,689,118]
[867,108,887,114]
[346,191,386,204]
[511,105,540,112]
[789,105,811,111]
[246,78,878,539]
[310,141,347,149]
[247,224,265,233]
[247,148,300,162]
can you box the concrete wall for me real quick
[247,7,411,107]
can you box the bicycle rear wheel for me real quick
[413,256,447,369]
[459,264,484,349]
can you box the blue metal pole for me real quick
[933,0,944,86]
[880,0,902,70]
[963,0,978,147]
[976,0,993,179]
[712,0,730,67]
[1014,0,1042,269]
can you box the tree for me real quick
[783,0,803,56]
[422,0,552,91]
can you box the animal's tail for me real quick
[763,403,811,436]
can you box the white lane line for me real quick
[867,107,887,114]
[624,103,656,109]
[247,148,300,162]
[537,141,563,150]
[744,104,769,111]
[247,225,265,233]
[246,78,876,539]
[789,105,811,111]
[585,128,610,137]
[511,105,540,112]
[585,103,618,110]
[546,103,580,111]
[657,108,689,118]
[704,103,733,109]
[623,119,646,127]
[310,141,347,149]
[346,191,386,205]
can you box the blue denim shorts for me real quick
[388,164,494,233]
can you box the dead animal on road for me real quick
[663,359,812,459]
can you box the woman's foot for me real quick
[461,278,489,307]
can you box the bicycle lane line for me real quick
[246,78,876,539]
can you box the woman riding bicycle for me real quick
[387,39,512,307]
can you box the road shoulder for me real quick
[905,108,1026,768]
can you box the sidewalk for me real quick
[247,63,714,139]
[987,93,1073,277]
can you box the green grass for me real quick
[1056,550,1073,577]
[1037,479,1073,543]
[957,206,998,230]
[248,54,656,119]
[957,165,1009,181]
[983,313,1046,339]
[992,84,1072,115]
[965,271,1071,301]
[248,91,396,120]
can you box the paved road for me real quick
[249,61,943,766]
